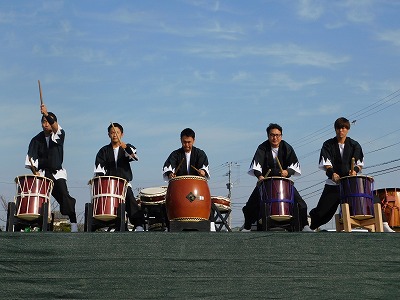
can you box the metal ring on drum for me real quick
[14,175,54,221]
[166,175,211,221]
[89,176,128,221]
[258,176,294,221]
[139,186,167,205]
[339,175,374,220]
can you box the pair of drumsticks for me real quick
[173,157,202,176]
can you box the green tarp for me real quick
[1,232,399,299]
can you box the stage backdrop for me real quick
[0,232,399,299]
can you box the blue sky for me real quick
[1,0,400,229]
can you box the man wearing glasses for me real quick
[241,123,312,232]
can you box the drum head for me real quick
[140,186,167,197]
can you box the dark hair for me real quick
[180,128,195,139]
[334,117,350,130]
[41,112,57,123]
[266,123,282,135]
[108,122,124,134]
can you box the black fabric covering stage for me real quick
[0,232,399,299]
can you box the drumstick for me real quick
[276,157,283,173]
[351,157,355,174]
[38,80,44,105]
[29,157,38,175]
[257,169,271,186]
[174,157,185,174]
[191,165,201,173]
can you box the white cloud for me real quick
[377,29,400,47]
[268,73,324,91]
[297,0,324,20]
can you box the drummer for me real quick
[162,128,210,180]
[94,123,144,231]
[25,104,78,232]
[309,117,394,232]
[241,123,311,232]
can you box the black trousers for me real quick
[125,187,144,227]
[243,184,309,230]
[47,174,77,223]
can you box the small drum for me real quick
[166,175,211,221]
[375,188,400,227]
[140,186,167,205]
[89,176,128,221]
[258,177,294,221]
[14,175,53,221]
[340,175,374,220]
[211,196,231,212]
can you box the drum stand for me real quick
[210,203,232,232]
[84,202,127,232]
[335,203,384,232]
[142,204,168,231]
[6,201,53,232]
[169,220,211,232]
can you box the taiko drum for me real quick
[258,177,294,221]
[14,175,53,221]
[89,176,128,221]
[339,175,374,220]
[166,175,211,221]
[375,188,400,227]
[211,196,231,212]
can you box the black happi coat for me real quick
[162,146,209,180]
[319,136,364,178]
[26,128,65,174]
[248,140,301,178]
[94,143,137,182]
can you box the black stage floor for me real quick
[1,232,399,299]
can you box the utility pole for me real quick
[225,162,239,198]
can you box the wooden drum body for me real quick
[14,175,53,221]
[375,188,400,227]
[211,196,231,212]
[258,177,294,221]
[89,176,128,221]
[140,186,167,205]
[166,175,211,221]
[340,175,374,220]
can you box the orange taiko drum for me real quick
[166,175,211,221]
[89,176,128,221]
[14,175,53,221]
[375,188,400,227]
[211,196,231,212]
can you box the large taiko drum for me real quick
[258,177,294,221]
[166,175,211,221]
[340,175,374,220]
[211,196,231,212]
[14,175,53,221]
[140,186,167,205]
[89,176,128,221]
[375,188,400,227]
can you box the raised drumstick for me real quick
[276,157,283,173]
[174,157,185,174]
[38,80,44,105]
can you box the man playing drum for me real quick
[25,104,78,232]
[94,123,144,231]
[162,128,210,180]
[309,117,394,232]
[241,123,311,232]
